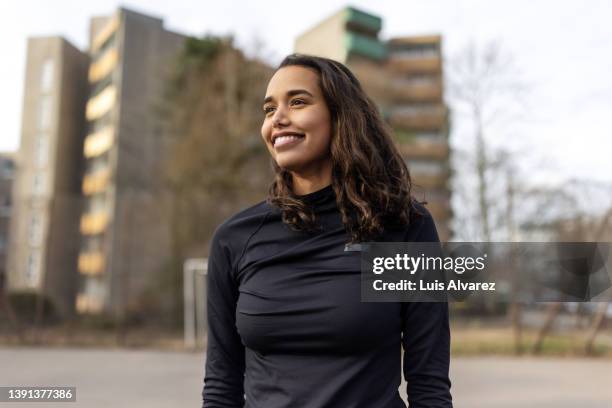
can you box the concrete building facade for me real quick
[76,8,187,316]
[295,7,453,240]
[7,37,89,318]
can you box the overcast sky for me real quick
[2,0,611,185]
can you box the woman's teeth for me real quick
[274,135,304,146]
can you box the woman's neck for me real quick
[290,159,333,195]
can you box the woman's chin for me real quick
[275,157,305,172]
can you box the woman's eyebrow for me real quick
[263,89,314,105]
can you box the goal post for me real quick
[183,258,208,350]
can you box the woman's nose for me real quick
[272,106,290,126]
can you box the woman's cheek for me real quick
[261,124,273,148]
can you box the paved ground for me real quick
[1,347,611,407]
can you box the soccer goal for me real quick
[183,258,208,350]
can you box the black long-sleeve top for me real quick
[202,184,452,407]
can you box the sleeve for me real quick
[401,209,453,407]
[202,226,246,407]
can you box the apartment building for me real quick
[386,36,451,240]
[9,7,188,320]
[77,8,187,316]
[7,37,89,318]
[295,7,452,240]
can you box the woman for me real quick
[202,53,452,407]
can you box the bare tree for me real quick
[447,40,612,356]
[528,180,612,353]
[447,40,532,343]
[447,39,529,242]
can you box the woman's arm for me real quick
[402,301,452,407]
[402,208,453,407]
[202,226,245,407]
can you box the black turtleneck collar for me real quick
[295,184,335,207]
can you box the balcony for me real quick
[399,142,449,161]
[411,172,450,190]
[390,79,443,102]
[82,167,111,195]
[76,293,104,313]
[91,14,119,53]
[344,32,387,61]
[84,126,114,158]
[387,56,442,74]
[89,48,118,83]
[78,251,105,275]
[86,84,116,121]
[388,35,441,47]
[80,211,109,235]
[388,104,448,131]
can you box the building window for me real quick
[87,111,112,135]
[1,159,15,179]
[409,76,438,86]
[82,235,104,253]
[32,172,46,196]
[423,188,451,202]
[394,103,443,116]
[90,73,114,99]
[28,213,44,246]
[414,132,446,144]
[92,31,117,63]
[85,191,108,214]
[0,194,10,217]
[26,251,41,287]
[85,152,110,175]
[41,59,54,93]
[34,135,48,167]
[393,75,438,87]
[406,159,447,176]
[86,276,106,299]
[38,95,53,131]
[391,44,439,59]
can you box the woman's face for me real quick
[261,66,332,174]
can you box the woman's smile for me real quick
[274,134,305,149]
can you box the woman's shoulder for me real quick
[403,200,440,242]
[211,199,277,253]
[207,200,275,279]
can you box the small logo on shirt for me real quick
[344,243,363,252]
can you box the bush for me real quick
[7,292,59,325]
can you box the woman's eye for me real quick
[263,100,304,115]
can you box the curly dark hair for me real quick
[266,53,424,244]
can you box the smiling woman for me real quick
[202,53,453,408]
